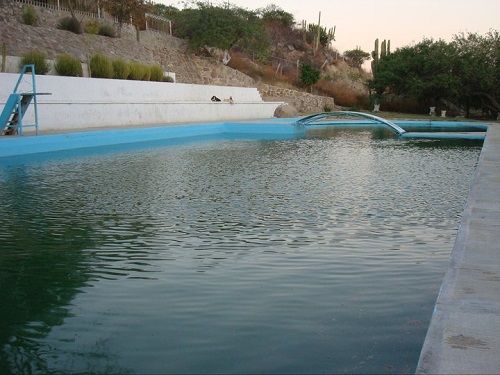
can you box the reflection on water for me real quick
[0,130,481,374]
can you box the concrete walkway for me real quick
[417,123,500,374]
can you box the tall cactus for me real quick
[387,40,391,55]
[371,38,379,75]
[381,40,387,58]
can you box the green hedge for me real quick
[84,20,100,35]
[112,59,130,79]
[55,54,83,77]
[129,62,148,81]
[98,24,116,38]
[150,65,164,82]
[21,5,38,26]
[20,50,49,75]
[89,53,113,78]
[57,16,82,34]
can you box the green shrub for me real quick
[55,54,82,77]
[299,63,320,87]
[98,23,116,38]
[112,58,130,79]
[149,65,164,82]
[84,20,100,34]
[89,53,113,78]
[128,62,147,81]
[57,16,83,34]
[21,5,38,26]
[20,50,49,75]
[141,65,151,81]
[163,75,174,83]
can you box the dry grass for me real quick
[228,53,298,86]
[314,79,369,108]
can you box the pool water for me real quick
[0,128,481,374]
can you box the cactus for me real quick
[327,26,336,42]
[387,40,391,55]
[381,40,387,58]
[371,38,379,75]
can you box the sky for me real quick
[158,0,500,57]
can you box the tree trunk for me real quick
[135,26,140,42]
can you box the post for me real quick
[314,11,321,55]
[57,0,60,11]
[97,0,101,18]
[169,20,172,36]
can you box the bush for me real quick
[57,16,83,34]
[149,65,164,82]
[55,54,82,77]
[112,59,130,79]
[20,50,49,75]
[84,20,100,34]
[299,63,320,87]
[89,53,113,78]
[98,23,116,38]
[128,62,148,81]
[141,65,151,81]
[21,5,38,26]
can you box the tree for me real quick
[344,48,370,68]
[174,3,269,59]
[258,4,294,28]
[300,63,320,90]
[453,31,500,118]
[152,3,179,20]
[370,39,460,106]
[101,0,144,37]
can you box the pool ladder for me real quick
[0,64,47,136]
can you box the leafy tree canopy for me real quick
[257,4,295,28]
[344,48,370,68]
[174,2,269,59]
[370,31,500,117]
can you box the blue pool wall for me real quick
[0,119,489,160]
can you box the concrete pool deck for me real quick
[417,123,500,374]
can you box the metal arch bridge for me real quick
[295,111,407,136]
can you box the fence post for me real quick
[57,0,60,11]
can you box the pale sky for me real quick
[159,0,500,57]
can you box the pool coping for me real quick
[416,123,500,374]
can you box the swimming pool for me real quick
[0,123,483,373]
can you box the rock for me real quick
[274,103,298,118]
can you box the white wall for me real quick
[0,73,281,132]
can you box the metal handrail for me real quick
[296,111,407,135]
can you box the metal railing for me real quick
[14,0,100,18]
[296,111,407,135]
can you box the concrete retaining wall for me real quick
[0,73,281,132]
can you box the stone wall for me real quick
[0,3,255,87]
[259,84,336,114]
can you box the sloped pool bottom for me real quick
[0,129,481,374]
